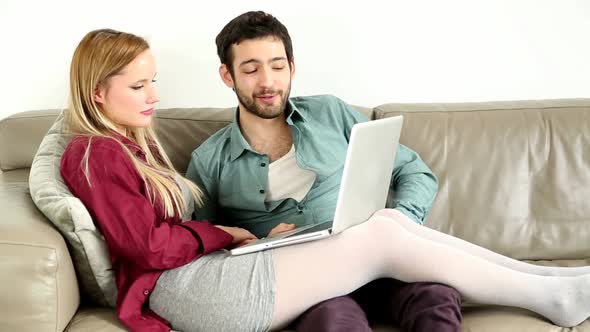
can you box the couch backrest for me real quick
[2,100,588,261]
[0,106,373,174]
[375,99,590,260]
[0,110,61,172]
[153,106,373,174]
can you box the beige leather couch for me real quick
[2,99,589,332]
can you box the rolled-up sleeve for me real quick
[390,144,438,224]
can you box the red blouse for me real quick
[60,135,233,331]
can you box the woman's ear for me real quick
[94,84,107,104]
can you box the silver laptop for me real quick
[230,115,404,255]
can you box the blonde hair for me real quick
[65,28,203,218]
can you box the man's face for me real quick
[220,37,295,119]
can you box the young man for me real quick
[186,11,462,332]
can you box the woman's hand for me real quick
[215,225,258,246]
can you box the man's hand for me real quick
[268,223,296,237]
[214,225,258,246]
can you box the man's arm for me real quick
[390,144,438,224]
[185,155,218,223]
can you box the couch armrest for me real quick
[0,169,80,332]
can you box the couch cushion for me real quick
[152,107,234,174]
[374,99,590,260]
[0,169,79,332]
[67,304,590,332]
[64,307,126,332]
[29,112,117,307]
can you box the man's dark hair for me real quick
[215,11,293,75]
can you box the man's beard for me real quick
[234,82,291,120]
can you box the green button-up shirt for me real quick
[186,95,437,238]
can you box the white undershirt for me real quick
[265,145,317,202]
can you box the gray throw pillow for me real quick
[29,111,117,307]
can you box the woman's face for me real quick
[94,49,160,135]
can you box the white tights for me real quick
[270,209,590,330]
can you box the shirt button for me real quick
[260,162,266,167]
[143,289,150,296]
[259,189,265,194]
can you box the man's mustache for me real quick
[254,89,281,96]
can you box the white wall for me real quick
[1,0,589,120]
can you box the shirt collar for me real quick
[229,99,308,162]
[286,99,308,124]
[112,131,147,159]
[229,108,254,162]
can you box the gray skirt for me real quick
[149,250,276,332]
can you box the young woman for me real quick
[60,29,590,332]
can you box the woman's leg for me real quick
[374,209,590,276]
[270,214,590,330]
